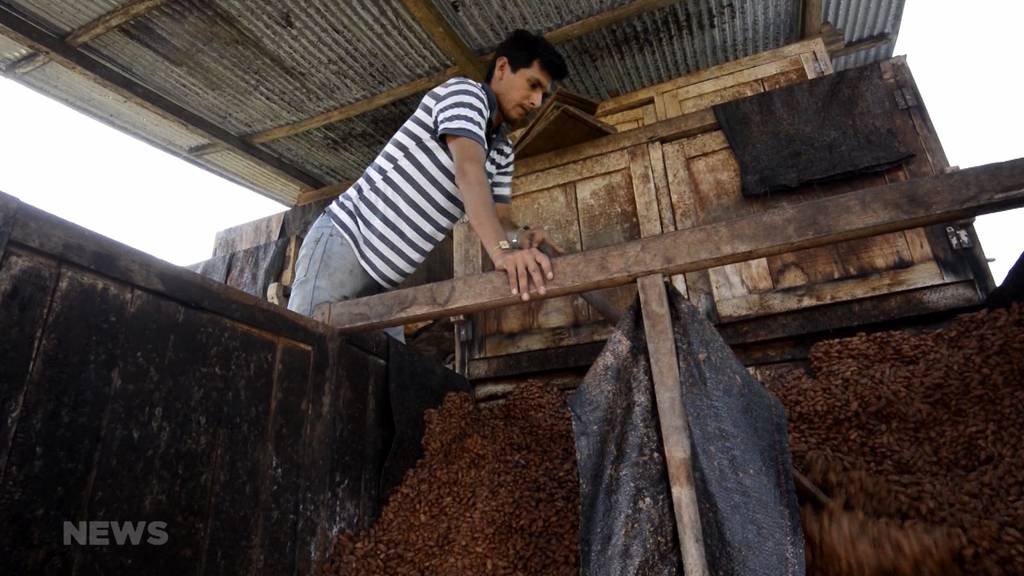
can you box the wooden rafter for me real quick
[191,0,686,161]
[317,157,1024,331]
[398,0,484,79]
[0,3,323,190]
[9,0,170,76]
[801,0,823,38]
[830,33,894,59]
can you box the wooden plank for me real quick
[295,181,348,207]
[762,67,811,91]
[801,0,823,38]
[681,131,730,159]
[74,292,202,574]
[485,321,614,358]
[0,249,59,482]
[830,34,893,59]
[11,0,169,76]
[398,0,484,79]
[466,341,605,380]
[598,39,827,116]
[708,258,774,301]
[515,105,616,159]
[0,4,323,190]
[648,142,677,233]
[662,139,698,229]
[544,0,682,44]
[665,61,793,110]
[716,261,946,321]
[629,144,663,237]
[8,202,324,346]
[636,274,709,576]
[718,280,981,345]
[213,212,285,257]
[254,340,312,574]
[0,268,131,572]
[514,109,717,178]
[513,149,630,197]
[674,78,765,117]
[319,157,1024,331]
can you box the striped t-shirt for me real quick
[327,77,514,289]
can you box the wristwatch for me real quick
[497,239,514,252]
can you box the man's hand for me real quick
[493,248,553,301]
[516,228,564,255]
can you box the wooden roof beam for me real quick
[192,0,686,159]
[0,3,324,191]
[398,0,484,80]
[830,33,894,59]
[318,157,1024,331]
[9,0,171,76]
[800,0,823,38]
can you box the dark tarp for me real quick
[714,63,914,197]
[569,289,804,576]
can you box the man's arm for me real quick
[448,136,552,301]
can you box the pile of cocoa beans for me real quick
[764,302,1024,575]
[320,382,579,576]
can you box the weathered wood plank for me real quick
[398,0,484,78]
[74,291,193,574]
[513,149,629,197]
[0,268,131,572]
[9,202,324,345]
[598,39,826,116]
[636,274,709,576]
[630,144,663,237]
[254,340,312,574]
[715,261,945,321]
[321,158,1024,331]
[0,249,59,484]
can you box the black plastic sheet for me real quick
[714,63,913,197]
[569,289,804,575]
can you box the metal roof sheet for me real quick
[1,0,905,203]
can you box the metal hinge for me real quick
[946,225,973,250]
[894,87,919,110]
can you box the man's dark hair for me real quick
[485,29,568,84]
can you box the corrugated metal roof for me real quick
[5,0,122,34]
[826,0,905,70]
[0,32,29,65]
[0,0,904,202]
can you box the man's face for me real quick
[491,57,553,124]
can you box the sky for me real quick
[0,0,1022,281]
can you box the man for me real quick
[288,30,568,340]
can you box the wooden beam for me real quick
[200,0,685,154]
[398,0,484,79]
[317,157,1024,331]
[0,4,324,190]
[637,274,709,575]
[295,181,350,206]
[801,0,823,38]
[830,33,893,59]
[544,0,681,44]
[10,0,170,76]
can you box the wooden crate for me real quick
[456,40,992,378]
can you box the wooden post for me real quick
[636,273,709,575]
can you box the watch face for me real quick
[498,240,512,250]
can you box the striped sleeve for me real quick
[492,148,514,204]
[432,79,489,149]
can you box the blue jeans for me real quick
[287,213,404,342]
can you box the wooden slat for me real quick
[0,4,324,191]
[636,274,709,575]
[398,0,484,79]
[830,33,893,59]
[801,0,823,38]
[295,181,350,207]
[597,38,826,116]
[319,157,1024,331]
[10,0,169,76]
